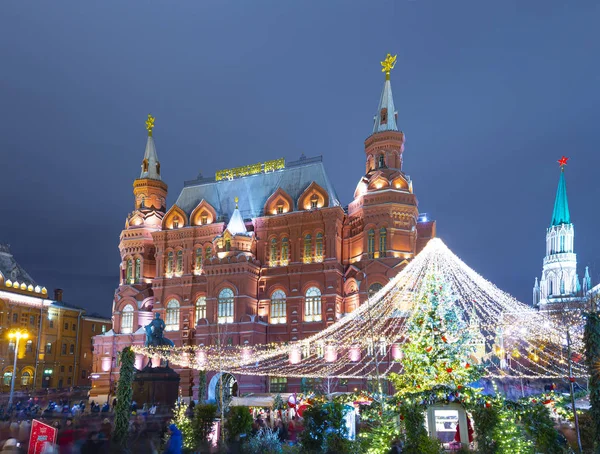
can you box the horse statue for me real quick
[144,312,175,367]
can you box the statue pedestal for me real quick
[133,365,180,407]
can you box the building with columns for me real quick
[90,56,436,402]
[533,157,591,309]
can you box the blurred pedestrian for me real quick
[163,424,182,454]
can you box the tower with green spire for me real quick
[534,156,583,308]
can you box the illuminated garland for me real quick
[133,238,587,380]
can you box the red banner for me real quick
[28,419,57,454]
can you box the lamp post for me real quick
[8,329,28,407]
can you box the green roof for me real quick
[551,169,571,226]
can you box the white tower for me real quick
[534,156,580,308]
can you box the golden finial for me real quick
[380,53,397,80]
[145,114,155,137]
[234,196,239,209]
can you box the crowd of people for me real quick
[250,408,301,445]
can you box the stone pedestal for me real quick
[132,365,180,407]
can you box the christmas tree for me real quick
[390,274,482,394]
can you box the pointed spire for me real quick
[140,114,161,181]
[226,197,247,235]
[584,266,592,294]
[550,156,570,226]
[372,54,399,134]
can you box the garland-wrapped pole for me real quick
[113,346,135,451]
[567,326,583,454]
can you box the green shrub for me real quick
[521,404,564,453]
[193,403,218,447]
[470,404,499,454]
[225,406,253,442]
[298,401,350,453]
[244,428,282,454]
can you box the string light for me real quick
[133,238,586,380]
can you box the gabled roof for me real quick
[0,244,36,286]
[176,156,341,221]
[372,78,398,134]
[551,169,571,226]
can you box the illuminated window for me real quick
[270,377,287,393]
[176,250,183,274]
[166,252,174,274]
[303,234,312,264]
[173,217,180,229]
[270,238,278,266]
[195,248,203,271]
[121,304,134,334]
[134,258,141,283]
[45,343,52,354]
[21,371,31,386]
[380,107,388,125]
[379,228,387,258]
[276,204,284,214]
[270,290,287,324]
[3,372,11,386]
[378,154,385,168]
[165,300,180,331]
[367,229,375,259]
[195,296,206,323]
[304,287,322,322]
[281,237,289,266]
[315,233,324,263]
[101,325,106,333]
[25,340,33,353]
[201,214,208,225]
[218,288,234,324]
[205,246,212,261]
[126,259,133,284]
[310,195,318,209]
[225,239,231,252]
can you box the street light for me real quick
[7,329,28,407]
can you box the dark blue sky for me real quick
[1,0,599,316]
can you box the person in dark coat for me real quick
[163,424,182,454]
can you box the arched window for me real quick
[134,258,141,283]
[548,280,553,296]
[270,290,287,324]
[195,296,207,323]
[379,228,387,258]
[126,259,133,284]
[304,287,322,322]
[315,232,324,262]
[281,237,289,266]
[205,246,212,261]
[560,235,565,253]
[367,229,375,259]
[303,234,312,264]
[21,371,31,386]
[310,195,318,209]
[173,217,180,229]
[166,251,174,274]
[218,288,234,324]
[176,250,183,274]
[3,372,12,386]
[195,248,203,272]
[165,299,180,331]
[378,155,385,168]
[25,340,33,353]
[121,304,134,334]
[270,238,278,266]
[560,279,565,295]
[225,239,231,252]
[368,283,384,298]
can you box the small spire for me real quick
[584,266,592,294]
[226,197,247,236]
[550,156,571,226]
[139,114,161,180]
[235,196,239,209]
[373,53,399,134]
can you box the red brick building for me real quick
[90,63,436,403]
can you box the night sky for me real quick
[1,1,599,317]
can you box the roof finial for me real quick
[558,155,569,171]
[145,114,155,137]
[381,53,397,81]
[234,196,239,209]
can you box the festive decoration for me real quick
[584,309,600,450]
[113,346,135,449]
[558,155,569,167]
[133,239,586,381]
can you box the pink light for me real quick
[289,347,301,365]
[101,357,111,372]
[325,345,338,363]
[391,344,404,361]
[348,346,361,362]
[196,350,207,367]
[241,347,252,363]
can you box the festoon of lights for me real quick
[133,238,587,380]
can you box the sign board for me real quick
[28,419,57,454]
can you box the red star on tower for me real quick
[558,156,569,168]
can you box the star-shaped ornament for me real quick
[558,156,569,167]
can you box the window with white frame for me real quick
[304,287,322,322]
[195,296,207,323]
[121,304,134,334]
[270,290,287,324]
[218,288,234,324]
[165,299,180,331]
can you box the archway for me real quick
[208,372,238,408]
